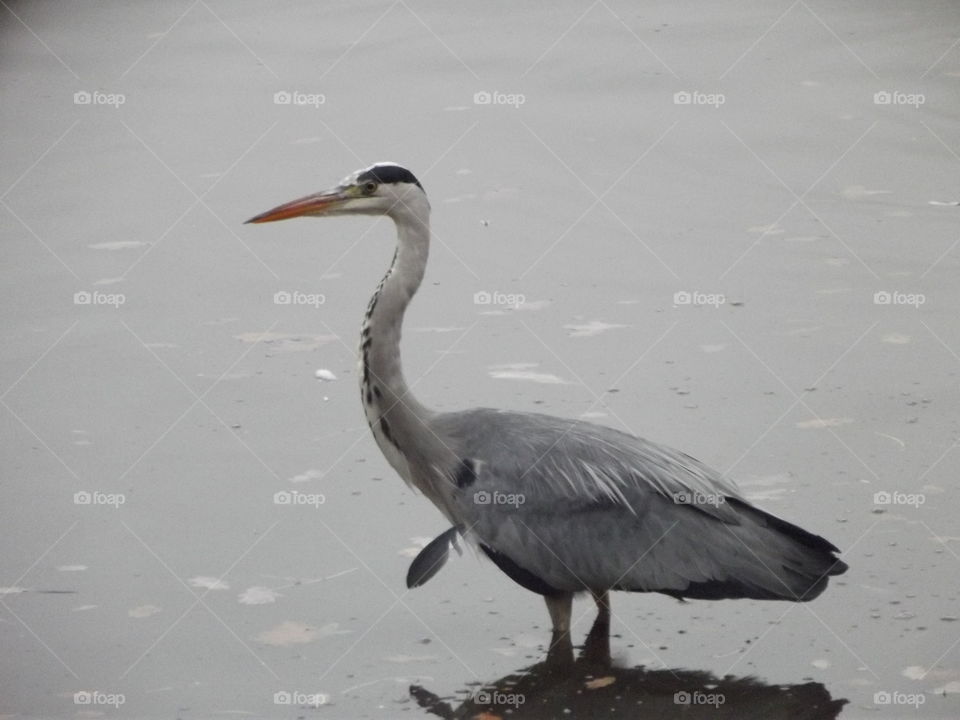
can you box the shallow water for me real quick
[2,1,959,718]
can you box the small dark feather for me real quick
[379,417,396,445]
[407,527,459,588]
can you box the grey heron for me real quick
[246,163,848,640]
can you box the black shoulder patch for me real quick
[357,164,424,191]
[455,458,477,488]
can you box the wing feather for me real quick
[429,408,846,600]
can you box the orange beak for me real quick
[244,189,349,224]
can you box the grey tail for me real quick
[663,499,847,603]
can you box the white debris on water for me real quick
[795,417,854,429]
[255,620,349,646]
[514,299,551,311]
[188,576,229,591]
[489,363,568,385]
[383,654,438,663]
[564,320,627,338]
[398,536,433,559]
[129,605,162,618]
[841,185,892,199]
[315,369,337,381]
[238,586,282,605]
[289,469,324,483]
[88,240,147,250]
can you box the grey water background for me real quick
[2,2,959,718]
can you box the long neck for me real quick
[359,205,440,486]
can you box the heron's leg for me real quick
[544,593,574,666]
[592,590,610,627]
[582,590,611,663]
[544,593,572,634]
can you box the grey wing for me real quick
[432,409,846,601]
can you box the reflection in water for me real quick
[411,615,846,719]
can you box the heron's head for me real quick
[245,162,428,224]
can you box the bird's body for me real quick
[247,163,847,639]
